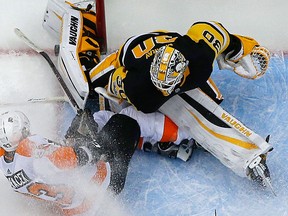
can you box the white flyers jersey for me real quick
[0,134,111,216]
[93,106,192,145]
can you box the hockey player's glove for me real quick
[73,137,102,166]
[65,109,99,141]
[217,35,270,79]
[65,109,103,165]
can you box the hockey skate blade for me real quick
[255,165,276,196]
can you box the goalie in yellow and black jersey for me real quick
[89,21,270,113]
[42,0,272,190]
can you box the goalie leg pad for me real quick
[43,0,70,39]
[43,0,101,110]
[159,88,273,178]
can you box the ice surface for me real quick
[1,0,288,215]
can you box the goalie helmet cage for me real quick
[95,0,107,54]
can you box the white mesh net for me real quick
[250,46,271,78]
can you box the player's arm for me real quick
[186,21,232,56]
[22,131,99,169]
[187,21,270,79]
[88,32,137,88]
[89,50,121,87]
[89,34,137,92]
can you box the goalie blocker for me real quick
[43,0,101,111]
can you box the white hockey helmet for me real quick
[150,45,189,96]
[0,111,30,152]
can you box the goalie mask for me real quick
[0,111,30,152]
[150,46,189,96]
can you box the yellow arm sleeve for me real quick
[89,51,121,82]
[186,21,231,56]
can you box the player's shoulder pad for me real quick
[186,21,231,54]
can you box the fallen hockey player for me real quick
[41,0,273,192]
[0,110,140,215]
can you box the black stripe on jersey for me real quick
[85,38,100,48]
[193,21,225,41]
[179,93,230,128]
[83,17,97,34]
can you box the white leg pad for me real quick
[57,8,89,110]
[159,88,272,177]
[42,0,70,39]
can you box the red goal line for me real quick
[0,48,54,56]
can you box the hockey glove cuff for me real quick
[228,35,259,62]
[217,46,270,79]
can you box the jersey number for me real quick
[203,30,221,53]
[132,35,177,59]
[27,182,74,206]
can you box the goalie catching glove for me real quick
[217,35,271,79]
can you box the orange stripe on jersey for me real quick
[137,137,144,150]
[47,147,78,170]
[160,116,178,142]
[16,139,34,157]
[91,160,108,184]
[0,148,5,156]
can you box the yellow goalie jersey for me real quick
[90,21,242,113]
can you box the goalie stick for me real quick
[14,28,81,113]
[0,96,67,106]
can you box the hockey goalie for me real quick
[41,0,274,194]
